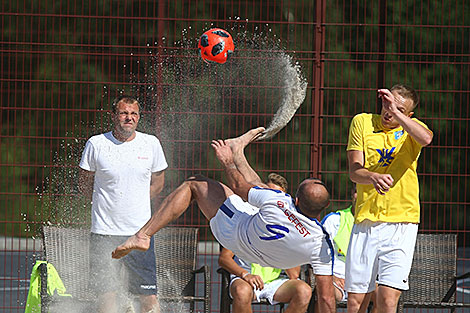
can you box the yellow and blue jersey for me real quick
[347,113,432,223]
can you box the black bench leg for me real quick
[38,263,49,313]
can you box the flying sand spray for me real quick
[41,23,307,313]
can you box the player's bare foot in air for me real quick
[111,233,151,259]
[225,127,265,154]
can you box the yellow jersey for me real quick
[347,113,432,223]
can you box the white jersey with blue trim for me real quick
[235,186,332,269]
[321,212,345,278]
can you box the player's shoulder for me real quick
[251,186,291,198]
[321,211,340,225]
[86,132,111,145]
[136,131,156,139]
[88,132,107,139]
[353,113,383,132]
[135,131,162,144]
[249,186,294,209]
[352,112,373,119]
[351,112,378,124]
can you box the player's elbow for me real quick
[348,171,358,183]
[348,166,362,184]
[420,132,433,147]
[150,182,165,199]
[154,182,165,194]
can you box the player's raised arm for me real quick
[378,88,433,146]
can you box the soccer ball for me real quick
[198,28,234,64]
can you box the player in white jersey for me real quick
[213,184,331,269]
[112,127,337,313]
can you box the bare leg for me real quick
[376,285,401,313]
[315,275,336,313]
[140,295,159,313]
[333,285,344,302]
[112,175,233,259]
[347,292,367,313]
[230,280,255,313]
[225,127,265,185]
[273,279,312,313]
[367,289,378,313]
[358,292,373,313]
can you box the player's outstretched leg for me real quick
[112,175,233,259]
[225,126,265,154]
[224,127,265,185]
[111,233,151,259]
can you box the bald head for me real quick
[295,179,330,218]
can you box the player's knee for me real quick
[317,288,335,307]
[376,286,401,309]
[231,283,254,303]
[379,295,400,309]
[347,296,363,311]
[140,297,157,313]
[293,282,312,305]
[185,174,207,183]
[185,175,208,190]
[317,289,334,302]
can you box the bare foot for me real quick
[111,233,151,259]
[225,127,265,154]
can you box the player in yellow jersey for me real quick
[345,85,433,313]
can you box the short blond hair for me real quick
[266,173,288,192]
[390,84,419,110]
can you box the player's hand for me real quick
[333,276,345,290]
[211,139,235,167]
[370,172,394,195]
[378,88,403,116]
[243,274,264,290]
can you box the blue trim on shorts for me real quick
[220,203,234,218]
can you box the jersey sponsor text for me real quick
[283,208,311,237]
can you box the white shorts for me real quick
[345,220,418,293]
[229,276,290,305]
[210,195,258,261]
